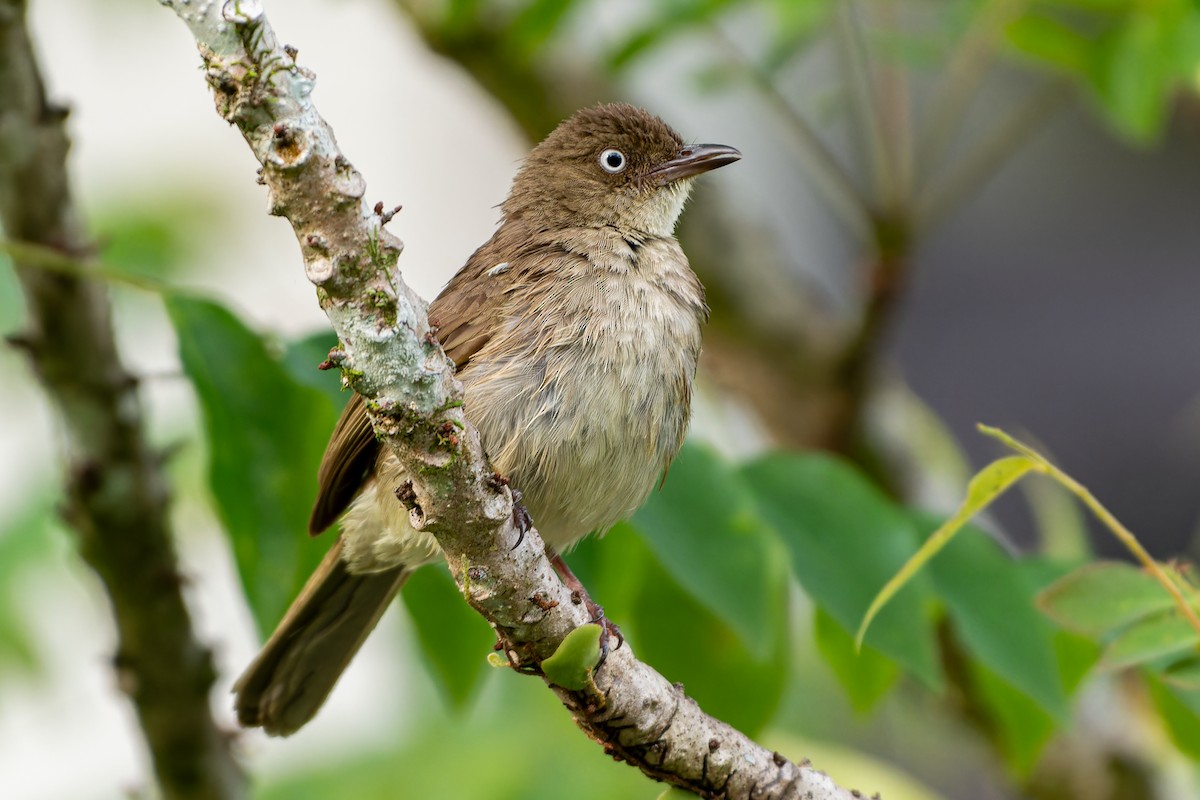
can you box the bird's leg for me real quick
[546,548,624,663]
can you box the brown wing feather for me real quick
[308,393,379,534]
[308,232,534,535]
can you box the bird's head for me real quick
[502,103,741,238]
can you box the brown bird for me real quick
[233,103,741,736]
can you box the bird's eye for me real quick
[599,148,627,174]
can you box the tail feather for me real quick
[233,538,409,736]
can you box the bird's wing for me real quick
[307,232,547,535]
[308,392,378,535]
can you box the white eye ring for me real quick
[599,148,627,173]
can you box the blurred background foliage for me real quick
[5,0,1200,798]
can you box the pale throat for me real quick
[626,179,694,239]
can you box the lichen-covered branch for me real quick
[159,2,862,797]
[0,2,245,799]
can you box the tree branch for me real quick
[0,1,245,798]
[159,1,864,797]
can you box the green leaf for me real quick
[1037,561,1178,635]
[0,256,23,335]
[857,456,1035,646]
[631,441,785,658]
[166,295,337,633]
[1161,656,1200,691]
[607,0,738,70]
[742,452,941,689]
[542,624,602,691]
[93,194,220,281]
[280,329,345,409]
[1144,672,1200,760]
[627,541,790,735]
[921,517,1068,720]
[0,495,61,677]
[969,658,1058,776]
[507,0,580,58]
[258,670,652,800]
[401,564,495,709]
[812,606,898,713]
[1005,12,1096,74]
[1101,611,1200,670]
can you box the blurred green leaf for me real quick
[922,517,1068,720]
[969,658,1058,776]
[0,257,23,335]
[94,195,219,281]
[257,671,652,799]
[565,521,649,621]
[1005,12,1096,75]
[756,0,834,75]
[631,440,786,658]
[166,295,336,633]
[628,546,790,735]
[0,494,61,678]
[969,611,1099,776]
[742,453,942,689]
[812,606,898,713]
[1144,673,1200,761]
[1101,611,1200,670]
[1091,8,1185,141]
[1162,656,1200,691]
[1006,1,1200,143]
[1037,561,1178,635]
[281,329,346,409]
[607,0,738,70]
[401,564,494,709]
[508,0,580,58]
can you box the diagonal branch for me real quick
[0,1,245,798]
[159,1,863,798]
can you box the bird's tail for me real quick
[233,538,409,736]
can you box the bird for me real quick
[233,102,741,736]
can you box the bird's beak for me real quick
[649,143,742,185]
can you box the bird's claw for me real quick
[510,488,532,550]
[587,599,624,670]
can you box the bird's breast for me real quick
[463,236,706,551]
